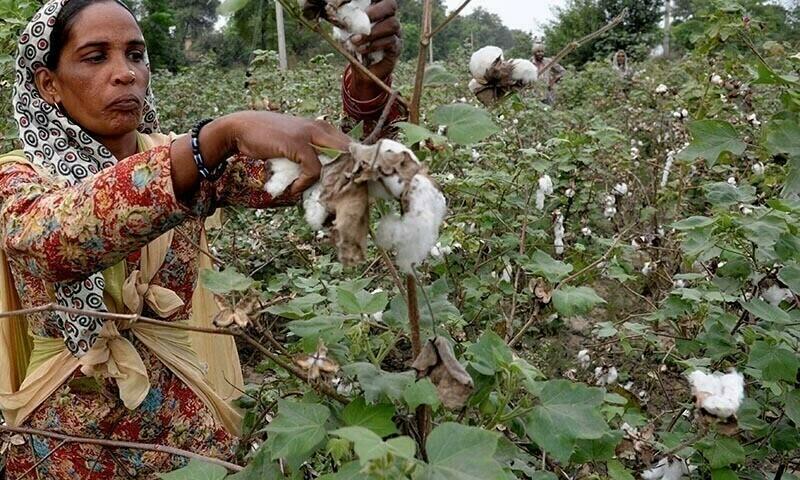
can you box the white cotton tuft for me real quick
[470,46,504,83]
[539,175,554,195]
[762,285,793,305]
[471,149,481,161]
[535,189,546,210]
[581,227,592,236]
[468,78,483,93]
[375,175,447,273]
[687,370,744,419]
[727,176,737,186]
[565,188,575,198]
[509,59,538,84]
[604,206,617,219]
[642,458,691,480]
[661,152,675,187]
[577,349,591,369]
[264,158,301,197]
[751,162,765,175]
[655,84,668,94]
[594,366,618,386]
[613,183,628,196]
[710,73,724,86]
[641,261,654,275]
[500,263,513,283]
[302,183,328,230]
[554,212,565,255]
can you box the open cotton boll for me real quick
[509,59,538,84]
[594,366,618,386]
[302,183,328,230]
[554,212,565,255]
[470,46,504,83]
[762,285,793,305]
[538,175,554,195]
[264,158,301,197]
[642,458,691,480]
[577,349,591,369]
[687,370,744,419]
[376,175,447,273]
[468,78,483,93]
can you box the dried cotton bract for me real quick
[687,370,744,419]
[298,0,382,66]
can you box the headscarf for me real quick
[12,0,160,357]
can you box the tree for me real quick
[169,0,218,61]
[138,0,182,71]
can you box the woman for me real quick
[0,0,401,477]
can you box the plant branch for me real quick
[557,223,635,287]
[539,8,628,76]
[410,0,433,123]
[0,425,244,473]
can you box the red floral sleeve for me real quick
[0,146,210,283]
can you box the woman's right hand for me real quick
[170,111,351,201]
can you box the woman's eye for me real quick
[129,51,145,61]
[85,54,105,63]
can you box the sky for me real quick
[443,0,567,36]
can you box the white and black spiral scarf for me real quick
[12,0,160,356]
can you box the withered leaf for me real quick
[411,336,474,410]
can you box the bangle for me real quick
[190,118,227,182]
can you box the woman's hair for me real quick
[46,0,136,70]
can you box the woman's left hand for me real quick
[349,0,401,96]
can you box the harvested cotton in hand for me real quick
[298,0,383,66]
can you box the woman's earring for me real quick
[129,70,136,80]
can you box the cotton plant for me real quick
[536,174,554,210]
[468,45,538,105]
[687,370,745,419]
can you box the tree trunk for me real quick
[663,0,671,58]
[276,1,288,71]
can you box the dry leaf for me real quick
[212,292,260,328]
[411,336,474,410]
[533,278,552,304]
[295,340,340,380]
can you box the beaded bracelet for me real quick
[190,118,227,182]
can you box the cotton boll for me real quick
[509,58,538,84]
[687,370,744,419]
[565,188,575,198]
[751,162,765,175]
[710,73,724,86]
[577,349,591,369]
[762,285,793,305]
[471,149,481,161]
[303,183,328,230]
[539,175,554,195]
[681,108,689,118]
[661,153,675,187]
[643,458,691,480]
[594,366,618,386]
[727,176,737,186]
[554,212,565,255]
[535,188,546,210]
[581,227,592,236]
[613,183,628,196]
[375,175,447,273]
[470,46,504,83]
[655,84,668,94]
[264,158,301,197]
[604,206,617,219]
[641,262,654,275]
[500,263,513,283]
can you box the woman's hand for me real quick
[349,0,401,99]
[224,111,351,194]
[170,111,351,201]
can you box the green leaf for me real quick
[552,286,606,317]
[340,398,398,437]
[403,378,442,410]
[711,468,739,480]
[217,0,251,15]
[228,446,282,480]
[265,400,330,470]
[699,436,745,469]
[739,298,791,324]
[677,120,746,166]
[704,182,756,208]
[396,122,447,146]
[466,331,513,375]
[672,216,716,231]
[200,268,255,295]
[424,63,459,85]
[332,427,415,465]
[747,341,799,382]
[764,118,800,157]
[431,104,500,145]
[778,263,800,294]
[336,287,388,315]
[785,390,800,426]
[343,362,415,404]
[157,459,228,480]
[420,423,505,480]
[571,431,622,463]
[524,250,573,283]
[607,459,635,480]
[524,380,609,463]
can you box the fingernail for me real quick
[352,34,363,43]
[358,44,370,53]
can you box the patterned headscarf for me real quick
[13,0,160,356]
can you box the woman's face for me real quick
[35,2,149,139]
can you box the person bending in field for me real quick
[0,0,400,478]
[532,42,566,106]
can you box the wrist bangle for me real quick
[190,118,227,182]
